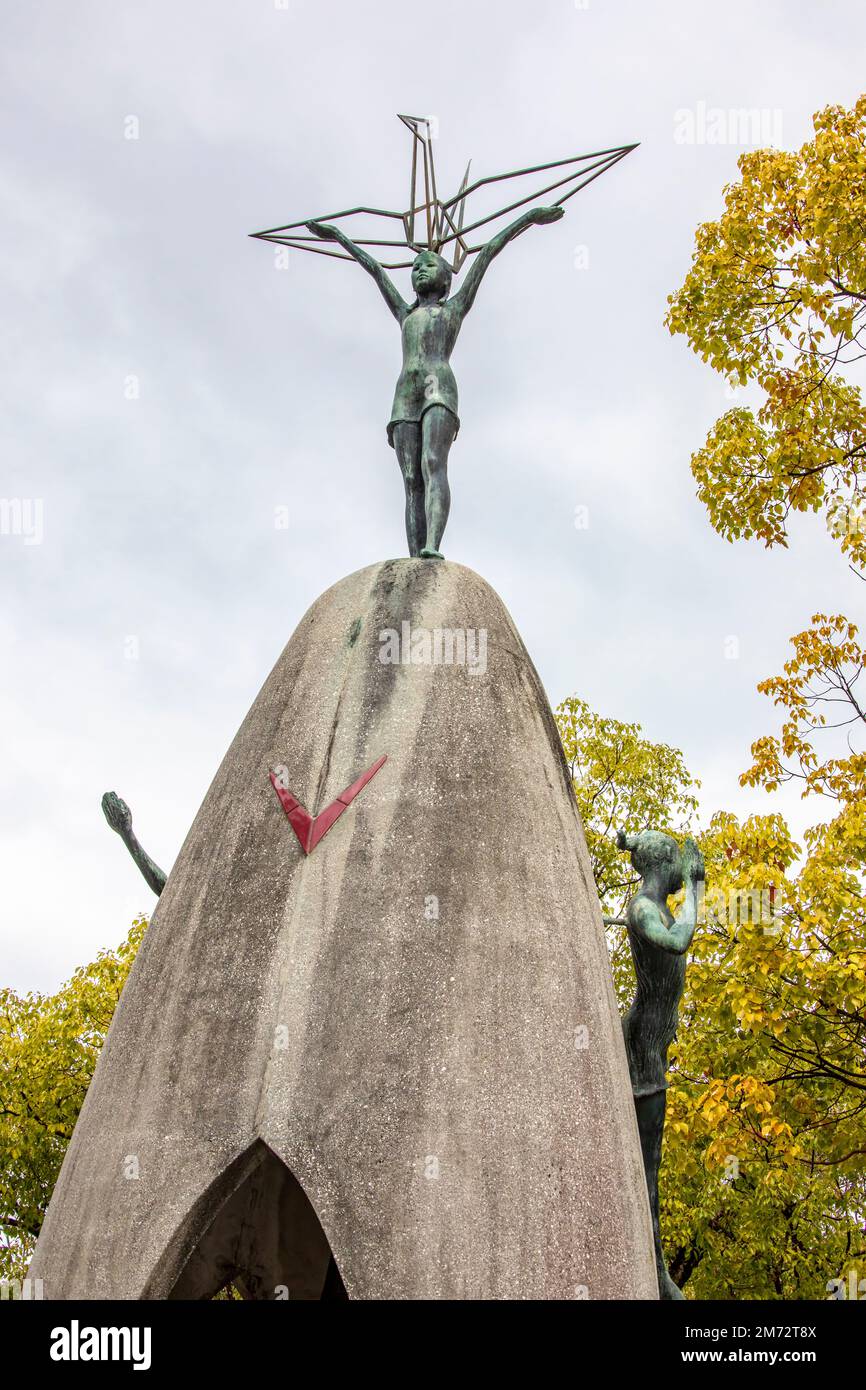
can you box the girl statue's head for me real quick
[411,250,452,304]
[616,829,684,896]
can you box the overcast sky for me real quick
[2,0,863,993]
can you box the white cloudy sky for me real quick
[2,0,863,992]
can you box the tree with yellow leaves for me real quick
[0,917,146,1283]
[656,92,866,1297]
[666,95,866,577]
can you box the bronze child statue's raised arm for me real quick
[102,791,167,897]
[305,207,562,558]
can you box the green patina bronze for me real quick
[305,208,563,558]
[615,828,704,1300]
[101,791,166,897]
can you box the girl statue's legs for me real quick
[419,406,457,559]
[635,1090,684,1300]
[392,422,424,556]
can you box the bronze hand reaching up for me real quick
[102,791,166,897]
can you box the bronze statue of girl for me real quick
[615,828,705,1300]
[305,206,563,559]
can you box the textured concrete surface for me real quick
[30,559,657,1300]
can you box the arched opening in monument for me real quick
[148,1140,348,1300]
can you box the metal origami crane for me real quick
[250,114,638,272]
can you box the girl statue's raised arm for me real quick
[306,221,409,323]
[102,791,167,897]
[449,204,564,321]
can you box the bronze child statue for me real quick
[615,828,704,1300]
[305,206,563,559]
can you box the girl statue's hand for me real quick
[530,205,565,225]
[682,837,705,885]
[102,790,132,837]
